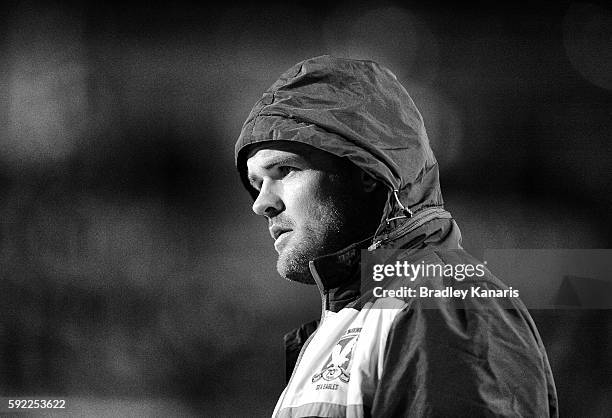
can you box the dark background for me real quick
[0,0,610,416]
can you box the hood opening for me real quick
[235,55,446,244]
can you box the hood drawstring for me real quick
[369,189,414,251]
[386,189,412,224]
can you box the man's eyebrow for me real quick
[261,155,304,170]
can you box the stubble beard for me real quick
[276,213,344,285]
[276,183,357,285]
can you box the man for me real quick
[235,55,558,417]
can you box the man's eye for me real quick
[278,166,298,177]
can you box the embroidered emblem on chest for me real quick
[311,327,362,384]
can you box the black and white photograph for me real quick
[1,1,611,416]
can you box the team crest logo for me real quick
[312,328,361,384]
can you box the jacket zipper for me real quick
[275,263,329,416]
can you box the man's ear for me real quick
[360,171,379,193]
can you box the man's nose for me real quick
[252,180,284,218]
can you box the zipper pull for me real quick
[368,240,382,251]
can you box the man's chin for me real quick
[276,248,317,285]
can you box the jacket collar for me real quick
[308,208,459,313]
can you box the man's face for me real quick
[246,142,370,284]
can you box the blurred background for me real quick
[0,0,610,416]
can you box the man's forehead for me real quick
[245,141,316,161]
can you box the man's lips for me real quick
[273,229,292,253]
[269,226,292,241]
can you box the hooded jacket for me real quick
[235,56,558,417]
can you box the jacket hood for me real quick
[235,55,444,239]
